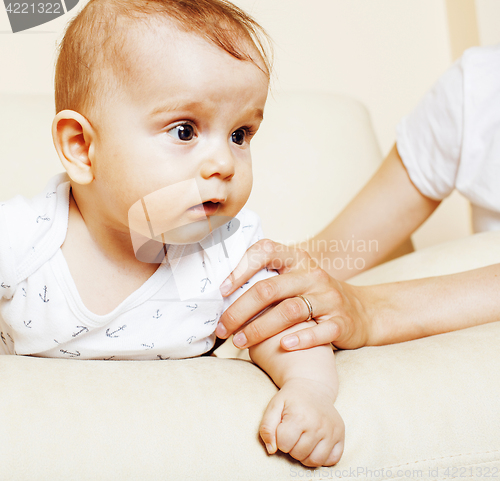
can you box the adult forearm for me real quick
[362,263,500,345]
[303,144,439,281]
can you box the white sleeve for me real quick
[0,204,15,300]
[0,205,15,354]
[396,58,464,200]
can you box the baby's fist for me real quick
[259,379,345,467]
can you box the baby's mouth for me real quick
[188,201,221,216]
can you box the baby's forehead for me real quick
[104,19,265,92]
[93,20,177,94]
[89,23,268,127]
[120,17,260,64]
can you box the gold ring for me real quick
[297,295,314,321]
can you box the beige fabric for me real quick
[350,230,500,285]
[0,94,61,201]
[1,231,500,480]
[335,322,500,479]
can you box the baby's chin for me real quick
[162,218,215,244]
[163,215,236,244]
[129,215,236,263]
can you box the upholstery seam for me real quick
[379,448,500,471]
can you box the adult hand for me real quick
[216,239,374,350]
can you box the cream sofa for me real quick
[1,93,499,480]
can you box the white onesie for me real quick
[396,44,500,232]
[0,173,275,359]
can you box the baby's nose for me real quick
[200,145,235,180]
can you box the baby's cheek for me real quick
[239,169,253,202]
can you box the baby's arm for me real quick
[248,320,344,467]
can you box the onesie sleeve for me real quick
[0,203,15,300]
[0,203,16,354]
[396,58,465,200]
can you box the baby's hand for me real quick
[259,378,345,467]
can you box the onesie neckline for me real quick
[51,249,171,327]
[45,175,173,326]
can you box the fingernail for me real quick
[233,332,247,348]
[220,278,232,296]
[332,442,343,459]
[266,443,273,454]
[216,322,227,338]
[282,335,298,348]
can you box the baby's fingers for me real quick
[289,434,344,467]
[324,441,344,466]
[298,438,344,467]
[259,395,285,454]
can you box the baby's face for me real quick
[90,23,268,246]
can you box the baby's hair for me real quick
[54,0,272,119]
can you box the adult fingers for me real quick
[280,319,342,351]
[231,297,320,348]
[222,279,347,348]
[280,310,367,351]
[219,239,313,297]
[217,269,318,342]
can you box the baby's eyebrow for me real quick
[148,100,204,118]
[148,102,264,122]
[252,108,264,121]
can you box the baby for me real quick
[0,0,344,467]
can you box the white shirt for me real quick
[0,173,275,359]
[396,44,500,232]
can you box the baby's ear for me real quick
[52,110,96,185]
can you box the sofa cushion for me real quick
[1,231,499,480]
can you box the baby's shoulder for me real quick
[235,207,260,225]
[233,208,263,238]
[215,208,264,261]
[0,173,70,287]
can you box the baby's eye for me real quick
[168,124,195,142]
[231,129,247,146]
